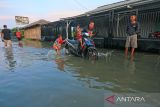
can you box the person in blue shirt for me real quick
[125,15,140,60]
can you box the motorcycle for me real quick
[149,31,160,39]
[65,33,98,60]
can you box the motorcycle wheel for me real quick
[87,48,98,60]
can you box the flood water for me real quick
[0,40,160,107]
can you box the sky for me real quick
[0,0,122,29]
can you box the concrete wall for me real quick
[111,38,160,53]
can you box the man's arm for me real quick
[126,23,130,35]
[1,30,4,39]
[92,28,98,36]
[136,22,140,34]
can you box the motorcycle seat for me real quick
[68,39,79,45]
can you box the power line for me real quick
[72,0,88,10]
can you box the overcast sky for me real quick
[0,0,122,28]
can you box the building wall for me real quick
[41,22,66,41]
[112,9,160,38]
[139,10,160,38]
[24,26,41,40]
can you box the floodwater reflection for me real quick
[54,56,65,71]
[0,40,159,107]
[4,48,16,71]
[23,40,42,48]
[64,52,160,92]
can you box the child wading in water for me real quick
[53,35,65,55]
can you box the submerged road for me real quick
[0,40,160,107]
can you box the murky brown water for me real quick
[0,40,159,107]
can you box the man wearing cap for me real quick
[1,25,12,47]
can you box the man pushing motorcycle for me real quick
[75,21,97,53]
[87,21,97,38]
[63,20,98,59]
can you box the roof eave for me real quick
[85,0,158,15]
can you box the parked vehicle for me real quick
[149,31,160,39]
[65,32,98,60]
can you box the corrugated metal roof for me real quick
[64,0,158,20]
[23,19,50,29]
[85,0,156,15]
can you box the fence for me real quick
[113,9,160,38]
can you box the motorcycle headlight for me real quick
[84,33,89,37]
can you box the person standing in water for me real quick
[16,29,23,47]
[75,24,83,49]
[87,21,97,38]
[53,34,65,55]
[125,15,140,60]
[1,25,12,48]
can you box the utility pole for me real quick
[60,18,72,39]
[66,20,71,39]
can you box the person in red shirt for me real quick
[53,34,65,55]
[75,24,83,48]
[16,31,22,40]
[16,30,23,46]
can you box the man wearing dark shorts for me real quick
[125,15,140,60]
[1,25,12,47]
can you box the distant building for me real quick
[23,19,49,40]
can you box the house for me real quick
[23,19,49,40]
[42,0,160,52]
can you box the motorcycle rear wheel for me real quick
[87,48,98,60]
